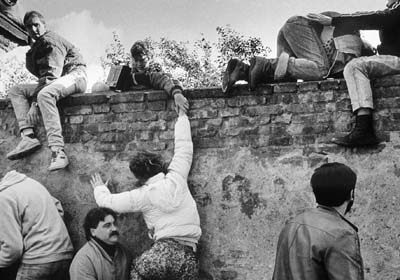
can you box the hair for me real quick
[311,162,357,207]
[23,10,46,27]
[129,150,166,182]
[130,40,149,58]
[83,207,117,241]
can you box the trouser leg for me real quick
[8,83,39,132]
[277,15,330,80]
[37,69,87,148]
[343,55,400,112]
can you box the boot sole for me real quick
[7,143,42,160]
[331,138,380,147]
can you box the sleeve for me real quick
[36,42,66,82]
[93,185,151,213]
[25,48,37,77]
[332,6,400,31]
[167,115,193,180]
[0,197,23,268]
[69,254,97,280]
[325,232,364,280]
[149,72,183,96]
[51,196,65,218]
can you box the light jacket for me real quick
[331,0,400,57]
[25,30,86,94]
[0,171,73,267]
[272,206,364,280]
[94,115,201,244]
[69,239,129,280]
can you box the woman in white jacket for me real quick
[90,108,201,280]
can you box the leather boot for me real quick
[222,58,249,93]
[331,114,380,147]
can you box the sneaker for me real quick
[7,136,41,160]
[48,149,69,171]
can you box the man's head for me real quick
[23,11,46,41]
[311,162,357,211]
[130,41,150,73]
[129,150,165,182]
[84,207,119,245]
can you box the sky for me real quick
[5,0,386,88]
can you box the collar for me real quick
[145,172,165,185]
[317,205,358,232]
[90,237,117,259]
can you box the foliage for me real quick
[100,25,271,89]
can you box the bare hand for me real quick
[174,93,189,114]
[27,104,40,125]
[306,13,332,25]
[90,173,108,189]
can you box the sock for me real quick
[22,128,35,138]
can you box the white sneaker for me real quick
[48,149,69,171]
[7,136,41,160]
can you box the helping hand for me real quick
[27,103,40,125]
[174,93,189,114]
[306,13,333,25]
[90,173,108,189]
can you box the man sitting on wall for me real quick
[272,162,364,280]
[69,207,130,280]
[0,170,74,280]
[130,40,189,113]
[6,10,87,171]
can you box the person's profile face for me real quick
[90,214,120,245]
[25,16,46,41]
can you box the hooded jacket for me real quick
[0,171,73,267]
[94,115,201,244]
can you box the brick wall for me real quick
[1,77,400,280]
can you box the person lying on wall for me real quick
[90,104,202,280]
[222,11,376,93]
[130,40,189,113]
[6,10,87,171]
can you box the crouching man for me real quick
[69,207,130,280]
[7,10,87,171]
[0,170,74,280]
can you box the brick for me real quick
[219,108,240,117]
[93,104,111,113]
[298,81,319,92]
[95,143,126,152]
[61,92,110,106]
[111,103,144,113]
[126,141,168,152]
[273,82,298,93]
[63,105,92,115]
[146,91,169,101]
[147,120,167,131]
[69,115,84,124]
[158,130,174,140]
[109,92,145,103]
[147,101,167,111]
[190,109,218,119]
[226,96,264,107]
[319,79,341,90]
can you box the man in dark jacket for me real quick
[6,11,87,171]
[307,0,400,147]
[272,162,364,280]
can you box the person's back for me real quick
[0,171,73,279]
[273,206,362,280]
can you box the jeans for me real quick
[9,68,87,148]
[344,55,400,112]
[16,260,71,280]
[277,16,331,80]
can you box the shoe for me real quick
[248,56,277,90]
[331,114,380,147]
[221,58,249,93]
[48,149,69,171]
[7,136,41,160]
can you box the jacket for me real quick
[331,0,400,57]
[272,206,364,280]
[26,30,86,92]
[133,71,184,97]
[0,171,73,267]
[94,115,201,244]
[69,239,129,280]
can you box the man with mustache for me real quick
[69,207,130,280]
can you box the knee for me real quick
[37,89,55,105]
[8,85,24,98]
[343,58,364,79]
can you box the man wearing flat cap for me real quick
[272,162,364,280]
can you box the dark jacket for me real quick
[272,206,364,280]
[331,1,400,57]
[133,71,183,96]
[26,30,86,89]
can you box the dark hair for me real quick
[129,150,166,182]
[311,162,357,207]
[130,40,149,58]
[23,10,46,27]
[83,207,117,241]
